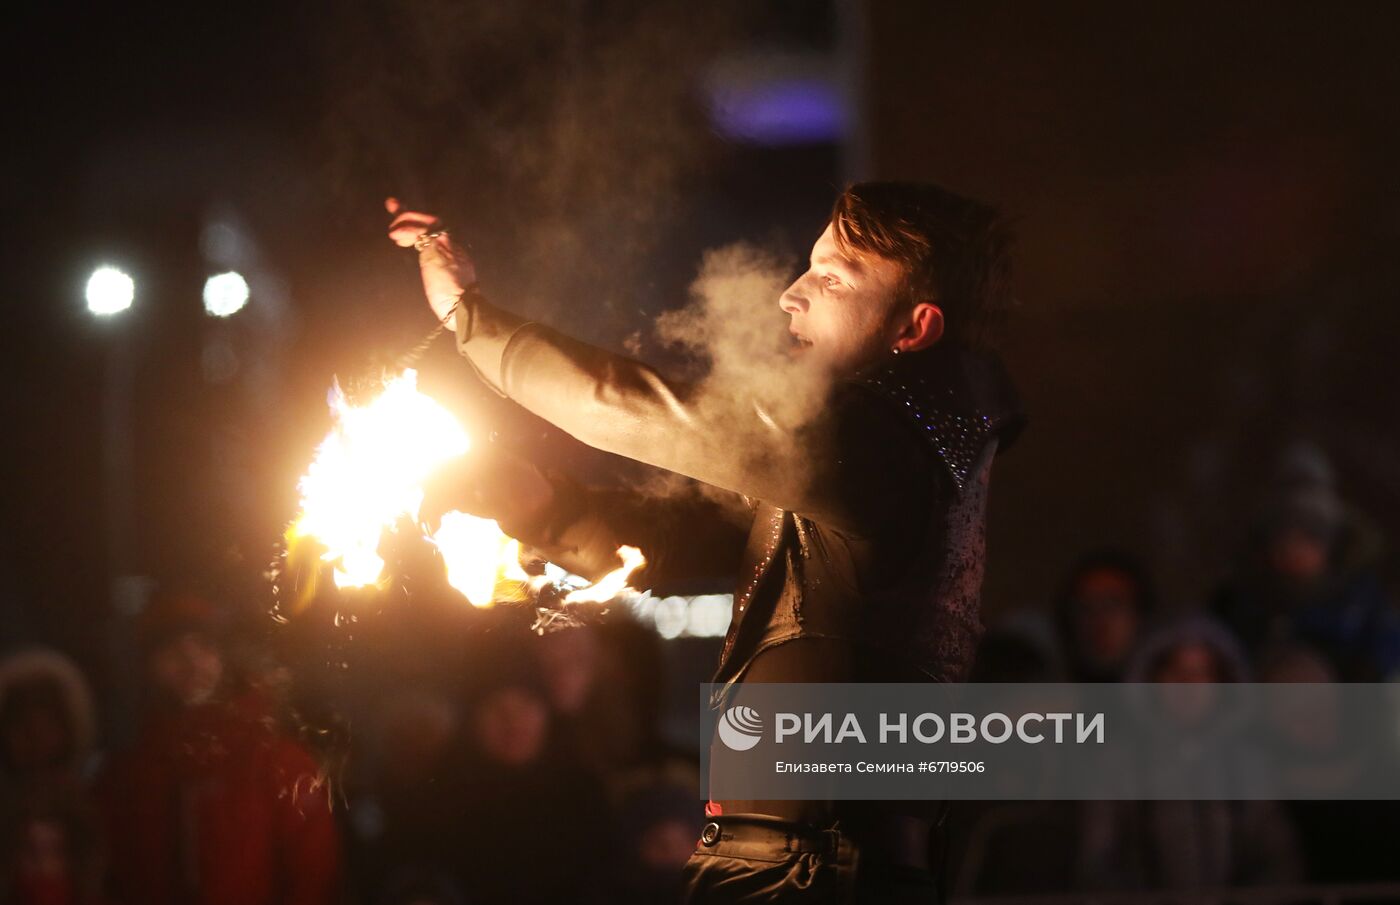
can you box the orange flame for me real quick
[430,511,534,607]
[288,370,646,608]
[562,545,646,604]
[290,370,469,589]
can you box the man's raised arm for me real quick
[389,200,925,540]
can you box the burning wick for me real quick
[290,370,469,589]
[430,512,532,607]
[286,370,646,608]
[562,546,646,605]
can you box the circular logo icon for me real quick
[717,705,763,751]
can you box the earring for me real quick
[891,346,901,355]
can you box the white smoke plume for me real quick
[619,242,837,511]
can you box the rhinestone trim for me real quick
[859,368,1000,491]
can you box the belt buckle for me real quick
[701,821,722,846]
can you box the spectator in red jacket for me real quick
[97,591,340,905]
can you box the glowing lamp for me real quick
[203,271,250,317]
[86,266,134,316]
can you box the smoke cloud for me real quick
[313,2,836,505]
[314,0,742,333]
[657,243,831,433]
[604,242,835,511]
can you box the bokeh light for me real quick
[85,266,134,316]
[202,271,250,317]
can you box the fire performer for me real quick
[389,182,1024,903]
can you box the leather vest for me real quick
[709,347,1024,706]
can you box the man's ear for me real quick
[893,302,944,353]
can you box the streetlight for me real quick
[202,270,249,317]
[86,266,134,316]
[84,261,143,613]
[85,261,146,745]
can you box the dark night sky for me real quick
[3,5,329,653]
[3,2,1399,668]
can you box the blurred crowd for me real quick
[953,442,1400,898]
[1,441,1398,905]
[0,587,700,905]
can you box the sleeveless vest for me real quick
[709,346,1024,707]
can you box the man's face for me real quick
[535,627,599,716]
[1069,568,1142,671]
[779,224,906,377]
[1268,526,1330,587]
[472,685,548,767]
[148,632,224,708]
[1151,642,1224,726]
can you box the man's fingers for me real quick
[420,489,459,533]
[421,454,484,528]
[386,205,443,247]
[389,229,422,248]
[388,211,440,229]
[388,223,439,247]
[388,212,438,232]
[420,499,452,534]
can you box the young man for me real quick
[390,182,1024,903]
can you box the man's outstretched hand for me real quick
[386,197,476,331]
[420,445,555,539]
